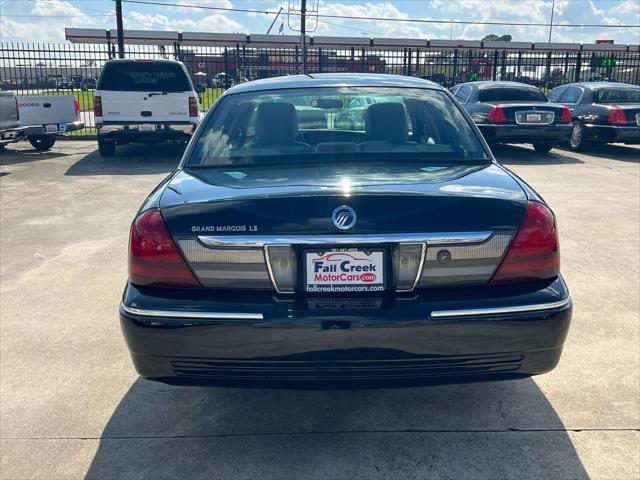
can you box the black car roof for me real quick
[226,73,442,94]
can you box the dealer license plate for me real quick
[138,123,156,132]
[45,124,58,132]
[526,113,542,122]
[305,248,385,293]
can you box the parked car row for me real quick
[451,80,640,152]
[0,90,84,152]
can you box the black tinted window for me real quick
[561,87,582,103]
[454,86,471,102]
[547,86,566,101]
[478,87,547,102]
[187,87,487,167]
[596,87,640,103]
[98,61,192,92]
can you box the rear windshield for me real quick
[186,87,487,167]
[478,87,547,102]
[596,87,640,103]
[98,61,192,92]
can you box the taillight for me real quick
[129,208,200,288]
[189,96,198,117]
[15,97,19,122]
[74,97,80,115]
[94,95,102,117]
[608,107,627,125]
[488,105,506,123]
[560,105,571,123]
[491,201,559,285]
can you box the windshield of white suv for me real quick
[186,87,488,166]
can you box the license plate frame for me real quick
[138,123,156,132]
[303,247,388,293]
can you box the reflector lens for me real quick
[189,96,198,117]
[129,209,200,288]
[608,107,627,125]
[488,105,506,123]
[94,95,102,117]
[393,243,423,291]
[265,245,297,293]
[491,201,559,285]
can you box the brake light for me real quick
[189,96,198,117]
[488,105,506,123]
[15,97,19,122]
[560,105,571,123]
[608,107,627,125]
[74,97,80,115]
[129,208,200,288]
[94,95,102,117]
[491,201,559,285]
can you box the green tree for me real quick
[482,34,512,42]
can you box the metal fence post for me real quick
[574,50,582,82]
[492,50,498,80]
[500,50,506,80]
[223,47,229,89]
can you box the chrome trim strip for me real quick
[198,232,493,247]
[263,244,293,295]
[430,297,571,318]
[396,242,427,293]
[121,303,264,320]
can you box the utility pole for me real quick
[115,0,125,58]
[300,0,307,74]
[548,0,556,43]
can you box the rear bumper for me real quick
[119,277,573,388]
[583,124,640,144]
[25,121,84,136]
[0,126,27,145]
[97,121,196,142]
[478,124,572,144]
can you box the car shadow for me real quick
[65,143,185,176]
[0,146,73,165]
[559,143,639,163]
[84,378,589,479]
[490,144,585,165]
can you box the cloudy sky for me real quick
[1,0,639,44]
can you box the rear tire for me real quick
[0,144,5,153]
[533,142,554,154]
[98,136,116,157]
[29,135,56,151]
[568,122,586,151]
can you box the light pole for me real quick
[548,0,556,43]
[115,0,125,58]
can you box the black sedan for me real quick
[547,82,640,150]
[120,73,572,388]
[451,81,572,153]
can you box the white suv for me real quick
[94,59,202,157]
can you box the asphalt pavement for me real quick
[0,140,638,479]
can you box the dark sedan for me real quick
[120,73,572,388]
[451,81,572,153]
[547,82,640,150]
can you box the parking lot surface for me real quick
[1,140,638,479]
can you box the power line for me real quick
[119,0,640,28]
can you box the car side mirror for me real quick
[194,84,206,94]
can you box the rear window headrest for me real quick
[255,102,299,144]
[365,102,408,144]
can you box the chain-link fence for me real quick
[2,40,639,135]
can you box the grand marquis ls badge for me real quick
[332,205,357,230]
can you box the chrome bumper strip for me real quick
[198,232,493,248]
[430,297,572,318]
[120,303,263,321]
